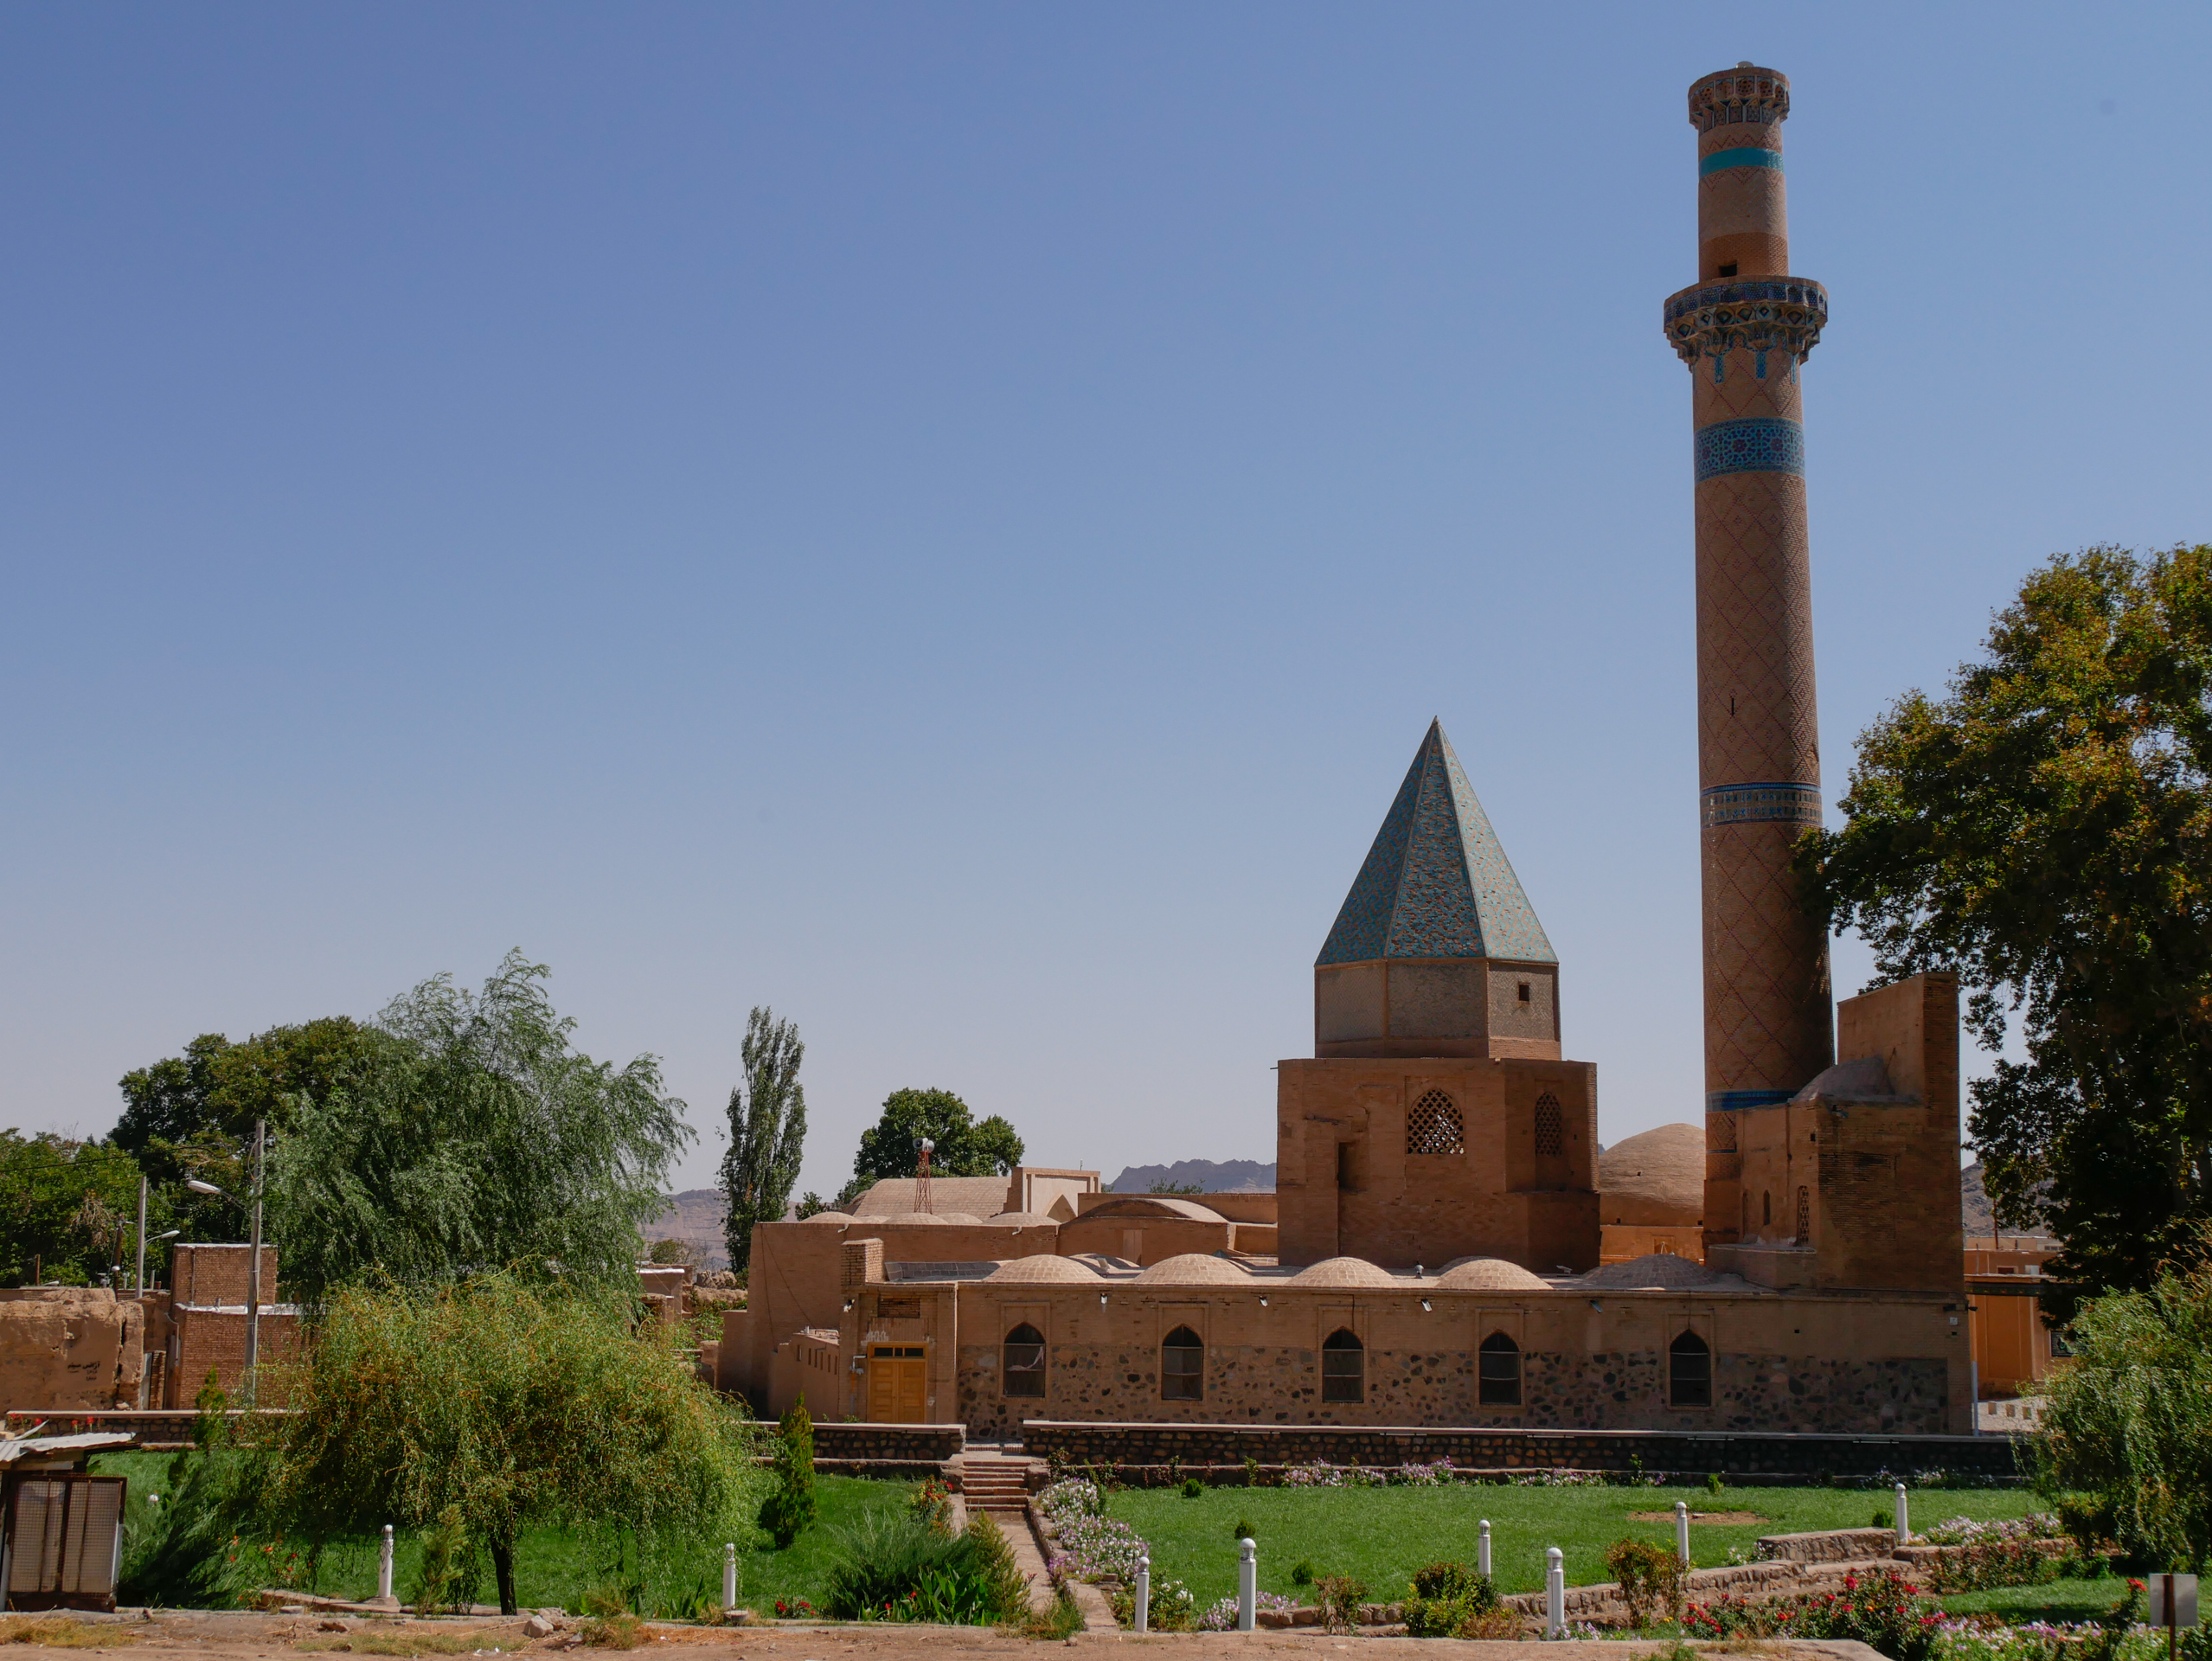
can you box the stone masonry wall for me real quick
[953,1339,1952,1441]
[1018,1419,2023,1480]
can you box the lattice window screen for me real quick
[1534,1092,1565,1158]
[1407,1089,1465,1155]
[1795,1185,1811,1245]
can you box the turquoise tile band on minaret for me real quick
[1700,146,1783,176]
[1694,416,1805,481]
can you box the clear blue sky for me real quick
[4,4,2207,1203]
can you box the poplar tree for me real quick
[719,1008,807,1276]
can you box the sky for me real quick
[3,4,2208,1206]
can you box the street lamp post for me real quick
[184,1118,266,1405]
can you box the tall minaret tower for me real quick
[1663,65,1834,1250]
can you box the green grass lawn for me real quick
[1937,1577,2136,1626]
[90,1453,916,1616]
[1102,1481,2046,1606]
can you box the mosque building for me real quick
[717,65,1974,1440]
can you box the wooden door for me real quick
[868,1345,926,1421]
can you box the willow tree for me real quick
[266,952,689,1300]
[258,1274,760,1613]
[1798,545,2212,1292]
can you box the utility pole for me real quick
[245,1119,265,1406]
[135,1175,149,1296]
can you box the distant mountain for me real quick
[648,1189,729,1270]
[1110,1159,1275,1194]
[1960,1162,2055,1247]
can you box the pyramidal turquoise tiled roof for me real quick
[1317,720,1556,966]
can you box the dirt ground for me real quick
[0,1612,1888,1661]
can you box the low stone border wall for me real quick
[1018,1421,2025,1483]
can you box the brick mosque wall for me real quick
[1018,1419,2023,1481]
[953,1340,1952,1441]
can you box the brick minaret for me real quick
[1662,65,1833,1250]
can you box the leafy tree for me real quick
[256,1273,761,1614]
[794,1191,830,1220]
[1799,545,2212,1291]
[265,952,690,1300]
[1149,1179,1206,1196]
[115,1018,386,1182]
[850,1087,1023,1189]
[718,1008,807,1276]
[0,1132,157,1287]
[2034,1238,2212,1569]
[758,1395,817,1549]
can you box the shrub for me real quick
[1315,1574,1369,1634]
[820,1510,1028,1624]
[2036,1248,2212,1572]
[1180,1477,1204,1499]
[760,1396,817,1549]
[1289,1560,1316,1587]
[1875,1506,1895,1530]
[1403,1561,1501,1638]
[1920,1515,2068,1593]
[1232,1516,1255,1542]
[1789,1568,1940,1661]
[1605,1537,1687,1627]
[1706,1472,1724,1498]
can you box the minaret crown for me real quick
[1688,66,1791,130]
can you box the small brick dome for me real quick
[1135,1254,1251,1285]
[798,1211,855,1224]
[987,1254,1102,1284]
[1436,1257,1551,1290]
[988,1211,1058,1226]
[1288,1256,1399,1288]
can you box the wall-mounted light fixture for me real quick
[1258,1296,1268,1307]
[1100,1293,1108,1306]
[1420,1299,1432,1312]
[1588,1299,1604,1312]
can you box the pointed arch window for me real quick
[1161,1325,1204,1401]
[1478,1331,1522,1406]
[1321,1328,1364,1403]
[1407,1090,1465,1155]
[1670,1328,1712,1408]
[1003,1323,1045,1398]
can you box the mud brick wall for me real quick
[748,1421,965,1464]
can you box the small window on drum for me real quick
[1407,1089,1465,1155]
[1670,1329,1712,1408]
[1002,1323,1045,1398]
[1478,1331,1522,1406]
[1161,1324,1204,1401]
[1321,1328,1364,1404]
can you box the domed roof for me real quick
[932,1212,985,1225]
[798,1210,854,1224]
[1596,1124,1705,1225]
[1580,1253,1724,1290]
[988,1211,1057,1227]
[1289,1256,1398,1288]
[1436,1257,1550,1290]
[1134,1254,1251,1285]
[987,1254,1102,1284]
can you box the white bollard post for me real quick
[722,1542,737,1611]
[1135,1554,1151,1634]
[1478,1519,1492,1581]
[1894,1482,1909,1547]
[1545,1546,1565,1639]
[377,1524,394,1603]
[1676,1499,1691,1567]
[1238,1537,1257,1632]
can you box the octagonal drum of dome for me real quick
[1134,1254,1251,1286]
[1580,1254,1724,1290]
[1288,1256,1399,1289]
[986,1254,1103,1284]
[1435,1257,1551,1291]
